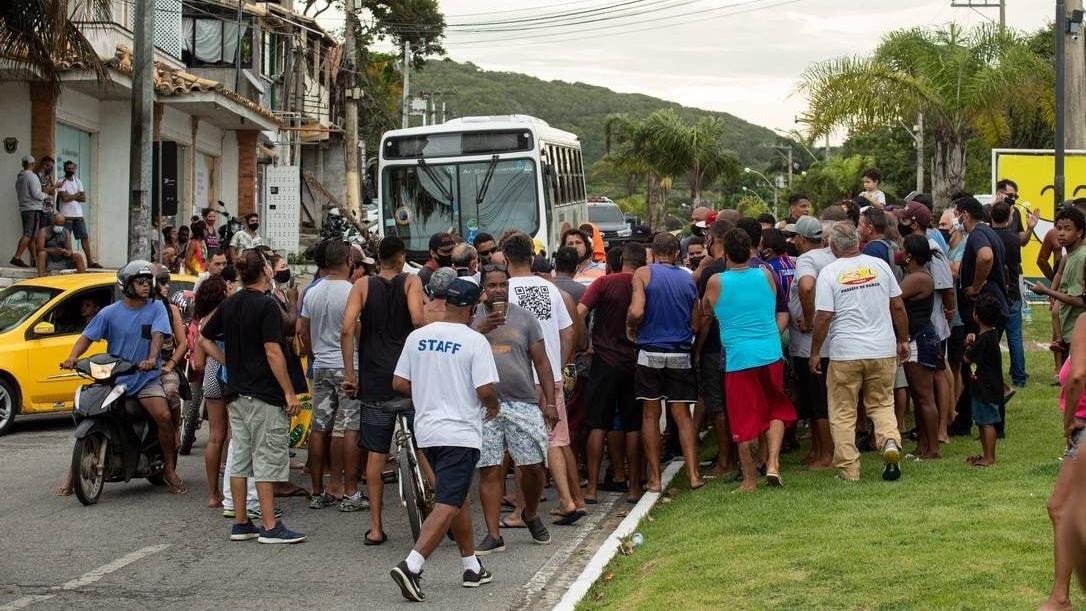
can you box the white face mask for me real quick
[52,225,65,234]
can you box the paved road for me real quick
[0,416,624,610]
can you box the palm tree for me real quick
[0,0,111,96]
[797,24,1052,205]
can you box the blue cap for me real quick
[444,278,482,307]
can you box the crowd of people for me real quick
[50,167,1086,605]
[11,154,100,274]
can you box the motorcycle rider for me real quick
[61,261,186,494]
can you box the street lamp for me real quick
[744,167,779,218]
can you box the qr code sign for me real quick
[513,285,553,321]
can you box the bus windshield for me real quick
[383,158,539,253]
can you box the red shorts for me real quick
[724,361,797,443]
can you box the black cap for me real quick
[429,232,456,252]
[444,278,482,307]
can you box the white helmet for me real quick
[116,260,155,298]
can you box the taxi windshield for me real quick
[0,286,61,333]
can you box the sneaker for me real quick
[475,534,506,556]
[338,491,369,512]
[462,565,493,588]
[309,491,340,510]
[523,513,551,545]
[391,560,425,602]
[9,258,27,268]
[230,520,260,541]
[222,507,235,519]
[257,520,307,544]
[247,506,284,520]
[882,439,902,481]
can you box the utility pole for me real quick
[1057,0,1068,204]
[916,113,925,193]
[342,0,361,218]
[950,0,1005,31]
[128,0,154,260]
[400,41,411,128]
[1067,0,1086,148]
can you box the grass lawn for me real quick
[582,306,1067,610]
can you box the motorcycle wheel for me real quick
[72,434,108,505]
[178,399,200,456]
[397,445,426,543]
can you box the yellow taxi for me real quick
[0,271,194,435]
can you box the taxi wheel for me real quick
[0,379,17,436]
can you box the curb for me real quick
[552,460,685,610]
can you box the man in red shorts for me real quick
[703,228,797,491]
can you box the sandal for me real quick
[166,477,188,495]
[364,529,388,546]
[765,473,784,488]
[499,517,527,529]
[553,509,586,526]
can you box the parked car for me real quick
[587,197,632,248]
[0,272,194,435]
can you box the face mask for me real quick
[248,222,259,231]
[938,228,951,242]
[53,225,65,234]
[274,269,291,284]
[64,170,74,177]
[437,254,453,267]
[1005,194,1018,204]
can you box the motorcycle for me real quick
[65,354,167,505]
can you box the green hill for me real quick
[412,59,780,171]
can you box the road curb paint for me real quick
[552,460,684,611]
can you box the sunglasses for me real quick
[478,248,497,257]
[482,263,508,273]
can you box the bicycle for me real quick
[387,398,434,542]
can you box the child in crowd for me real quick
[964,294,1004,467]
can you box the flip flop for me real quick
[765,473,783,488]
[364,529,388,546]
[166,478,188,495]
[275,484,311,498]
[690,482,707,491]
[501,499,516,510]
[553,509,586,526]
[584,497,598,505]
[500,517,527,529]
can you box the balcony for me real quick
[71,0,184,69]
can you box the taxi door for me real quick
[22,286,112,412]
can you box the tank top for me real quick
[43,227,68,261]
[359,273,414,401]
[1059,357,1086,420]
[904,273,935,337]
[638,263,696,352]
[713,267,782,372]
[186,241,207,275]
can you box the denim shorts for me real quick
[907,325,940,370]
[1066,427,1085,460]
[972,398,1002,427]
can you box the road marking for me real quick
[0,544,170,610]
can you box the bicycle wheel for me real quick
[397,443,425,542]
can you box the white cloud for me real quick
[322,0,1053,133]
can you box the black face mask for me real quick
[436,254,453,267]
[248,222,259,231]
[274,269,291,284]
[64,170,74,178]
[938,228,951,242]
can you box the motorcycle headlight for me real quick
[89,361,116,380]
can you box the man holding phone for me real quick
[471,264,557,552]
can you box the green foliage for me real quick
[614,194,646,219]
[0,0,112,95]
[411,59,779,173]
[790,154,875,210]
[797,24,1053,205]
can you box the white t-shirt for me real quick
[300,278,353,369]
[57,177,84,218]
[230,229,264,252]
[787,247,836,358]
[393,321,499,449]
[815,253,903,361]
[507,275,573,382]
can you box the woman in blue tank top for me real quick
[702,228,796,491]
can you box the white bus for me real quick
[377,115,588,260]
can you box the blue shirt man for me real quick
[81,300,171,395]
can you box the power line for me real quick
[442,0,804,49]
[437,0,798,46]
